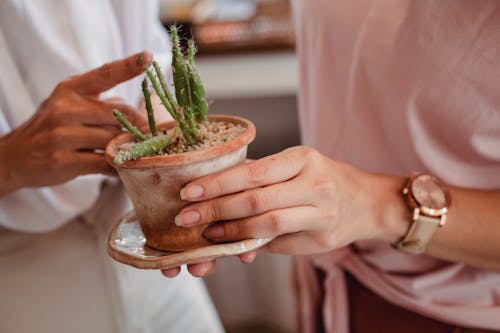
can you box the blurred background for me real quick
[159,0,299,332]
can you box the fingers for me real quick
[85,99,147,127]
[179,147,307,202]
[187,261,216,277]
[52,97,145,128]
[73,152,116,176]
[162,267,181,278]
[175,179,309,227]
[238,250,257,264]
[101,97,126,104]
[113,104,147,128]
[56,126,121,150]
[161,261,216,278]
[64,51,152,96]
[98,97,147,126]
[203,206,319,243]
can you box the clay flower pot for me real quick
[105,115,256,252]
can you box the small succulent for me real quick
[114,25,208,164]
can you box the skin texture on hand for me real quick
[175,146,390,252]
[0,52,151,198]
[162,146,500,278]
[161,146,403,277]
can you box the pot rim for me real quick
[105,114,256,169]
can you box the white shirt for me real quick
[0,5,225,333]
[0,0,171,232]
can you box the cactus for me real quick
[142,78,158,136]
[144,65,177,122]
[187,39,208,122]
[113,110,147,142]
[170,25,192,110]
[114,135,171,165]
[113,24,210,164]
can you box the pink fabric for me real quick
[291,0,500,332]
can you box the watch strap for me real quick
[395,214,440,254]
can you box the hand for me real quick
[0,52,151,196]
[161,251,257,278]
[171,146,404,257]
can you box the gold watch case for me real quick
[403,173,451,226]
[395,173,452,254]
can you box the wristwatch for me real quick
[395,173,451,254]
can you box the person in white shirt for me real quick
[0,1,223,332]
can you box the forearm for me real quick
[375,174,500,271]
[427,187,500,270]
[0,135,21,198]
[172,146,500,267]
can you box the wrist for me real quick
[371,174,409,244]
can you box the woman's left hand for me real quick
[161,146,406,277]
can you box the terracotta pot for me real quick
[105,115,256,252]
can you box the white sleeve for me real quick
[113,0,171,67]
[0,1,121,233]
[147,9,172,73]
[111,0,173,106]
[0,175,105,233]
[0,22,104,233]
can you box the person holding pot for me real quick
[0,1,223,332]
[166,1,500,332]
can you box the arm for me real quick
[0,136,18,197]
[382,180,500,270]
[172,146,500,272]
[367,173,500,270]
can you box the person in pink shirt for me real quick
[164,1,500,332]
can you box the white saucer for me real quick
[107,210,273,269]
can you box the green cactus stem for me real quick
[170,25,193,111]
[144,66,178,122]
[152,60,177,112]
[186,40,208,122]
[187,39,196,64]
[170,26,199,141]
[147,61,196,144]
[114,134,172,164]
[184,106,199,138]
[171,105,194,144]
[113,109,147,141]
[141,79,158,136]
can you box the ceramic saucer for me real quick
[108,210,273,269]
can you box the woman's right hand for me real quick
[0,51,151,197]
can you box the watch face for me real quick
[411,174,448,209]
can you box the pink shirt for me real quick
[291,0,500,331]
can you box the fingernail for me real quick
[204,224,225,239]
[136,51,152,66]
[175,210,200,227]
[162,267,180,278]
[180,185,204,200]
[136,53,144,65]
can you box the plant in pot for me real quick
[105,26,255,253]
